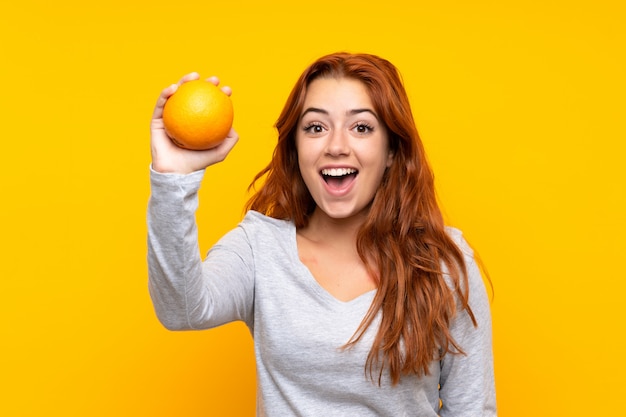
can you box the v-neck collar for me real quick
[288,222,377,309]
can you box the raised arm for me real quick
[147,74,253,330]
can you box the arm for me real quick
[147,74,251,330]
[147,168,254,330]
[439,237,497,416]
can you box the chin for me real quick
[317,204,369,221]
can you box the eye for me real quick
[353,123,374,134]
[303,122,325,134]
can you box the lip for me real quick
[319,163,358,170]
[319,165,358,197]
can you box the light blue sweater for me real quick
[147,168,497,416]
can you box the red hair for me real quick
[246,52,476,384]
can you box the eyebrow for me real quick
[301,107,379,119]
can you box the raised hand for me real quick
[150,73,239,174]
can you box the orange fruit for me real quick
[162,79,234,150]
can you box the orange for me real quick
[162,79,234,150]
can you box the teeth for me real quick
[321,168,357,177]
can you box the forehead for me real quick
[302,77,374,110]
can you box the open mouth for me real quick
[320,168,358,189]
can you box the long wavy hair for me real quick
[246,52,476,385]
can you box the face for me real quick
[296,77,393,222]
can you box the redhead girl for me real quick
[148,52,496,416]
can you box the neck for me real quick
[299,207,366,246]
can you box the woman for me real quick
[148,52,496,416]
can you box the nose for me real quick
[325,129,350,157]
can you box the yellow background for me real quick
[1,0,624,415]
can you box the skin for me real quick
[150,75,393,302]
[295,77,394,301]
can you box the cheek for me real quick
[296,149,309,176]
[295,138,321,170]
[296,148,316,185]
[295,135,307,163]
[295,137,306,171]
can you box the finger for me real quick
[178,72,200,85]
[152,83,178,120]
[209,128,239,153]
[152,72,200,120]
[204,76,232,96]
[209,130,240,163]
[221,85,232,96]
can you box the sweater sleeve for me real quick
[147,166,254,331]
[439,229,497,416]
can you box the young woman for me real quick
[148,52,496,416]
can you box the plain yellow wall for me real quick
[1,0,624,415]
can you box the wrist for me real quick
[149,163,205,177]
[151,156,199,175]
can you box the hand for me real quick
[150,72,239,174]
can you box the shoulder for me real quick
[443,226,489,301]
[211,211,295,257]
[211,211,298,273]
[240,210,294,234]
[444,226,474,258]
[226,211,295,249]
